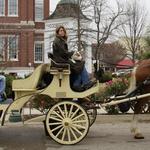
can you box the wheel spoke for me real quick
[64,103,68,118]
[56,127,64,138]
[53,110,63,120]
[72,124,86,130]
[70,127,78,140]
[71,108,79,119]
[49,122,62,126]
[57,106,65,118]
[49,116,62,122]
[72,120,87,124]
[67,128,71,142]
[62,128,67,141]
[68,104,73,118]
[72,113,84,121]
[51,125,63,132]
[71,126,83,136]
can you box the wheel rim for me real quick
[46,101,89,145]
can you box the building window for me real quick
[8,0,18,16]
[35,0,44,21]
[8,36,18,61]
[0,36,5,61]
[34,42,43,63]
[0,0,5,16]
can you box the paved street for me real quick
[0,115,150,150]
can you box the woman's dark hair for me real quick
[55,26,68,40]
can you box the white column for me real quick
[85,44,92,73]
[44,23,54,63]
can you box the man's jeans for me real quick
[0,75,6,102]
[72,66,89,87]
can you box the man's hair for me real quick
[55,26,68,40]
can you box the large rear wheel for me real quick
[45,101,90,145]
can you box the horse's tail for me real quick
[127,66,137,94]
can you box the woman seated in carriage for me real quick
[52,26,96,92]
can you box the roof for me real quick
[46,1,90,20]
[116,59,134,69]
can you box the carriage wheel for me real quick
[45,101,90,145]
[76,107,97,127]
[86,108,97,126]
[79,98,97,127]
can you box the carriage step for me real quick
[9,110,22,122]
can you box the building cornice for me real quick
[0,21,36,30]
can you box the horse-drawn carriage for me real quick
[0,57,150,145]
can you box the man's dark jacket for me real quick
[52,36,84,74]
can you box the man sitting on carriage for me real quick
[52,25,96,92]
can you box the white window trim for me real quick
[35,18,44,22]
[34,41,44,63]
[7,35,19,61]
[8,0,18,17]
[0,0,5,16]
[35,0,44,22]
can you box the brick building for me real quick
[0,0,49,77]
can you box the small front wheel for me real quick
[45,101,90,145]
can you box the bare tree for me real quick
[121,0,147,63]
[67,0,93,51]
[91,0,125,69]
[77,0,94,51]
[92,41,126,65]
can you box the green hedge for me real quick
[99,72,112,83]
[5,74,16,98]
[139,51,150,60]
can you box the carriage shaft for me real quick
[101,93,150,107]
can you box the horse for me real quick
[128,59,150,139]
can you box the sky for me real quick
[50,0,150,21]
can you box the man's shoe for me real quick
[83,80,97,90]
[72,85,85,92]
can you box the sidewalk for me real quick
[96,114,150,123]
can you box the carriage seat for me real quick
[48,53,70,75]
[12,64,51,92]
[48,52,96,92]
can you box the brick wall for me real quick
[0,0,50,71]
[44,0,50,19]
